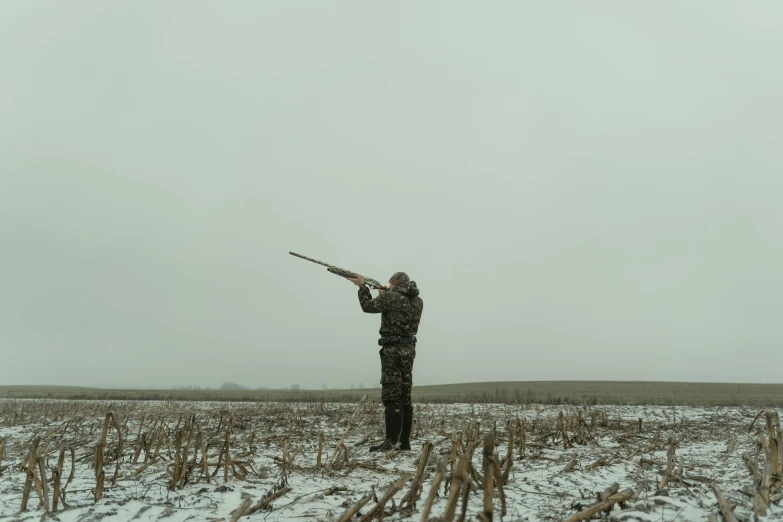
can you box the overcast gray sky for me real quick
[2,2,781,389]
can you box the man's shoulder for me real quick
[384,290,407,302]
[381,290,412,306]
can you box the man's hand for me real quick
[348,275,365,287]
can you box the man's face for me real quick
[388,279,395,290]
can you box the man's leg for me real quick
[399,344,415,451]
[370,346,403,452]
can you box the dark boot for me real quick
[368,408,391,453]
[399,405,414,450]
[369,406,402,452]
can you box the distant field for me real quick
[1,381,781,406]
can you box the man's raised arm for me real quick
[348,275,392,313]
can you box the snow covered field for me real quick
[0,399,781,521]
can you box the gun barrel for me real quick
[289,251,330,267]
[290,251,388,290]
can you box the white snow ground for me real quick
[0,400,781,521]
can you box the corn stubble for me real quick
[1,399,781,520]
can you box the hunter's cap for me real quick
[390,272,410,285]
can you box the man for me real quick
[348,271,423,452]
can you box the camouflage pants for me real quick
[379,343,415,408]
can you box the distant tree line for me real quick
[171,381,381,391]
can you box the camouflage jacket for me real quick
[358,281,423,337]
